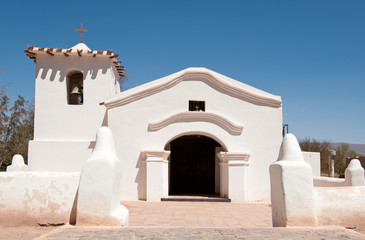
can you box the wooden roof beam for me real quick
[46,50,54,56]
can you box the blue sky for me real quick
[0,0,364,143]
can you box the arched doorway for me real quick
[168,135,222,195]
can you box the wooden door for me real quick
[169,135,217,195]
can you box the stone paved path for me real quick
[37,226,365,240]
[35,201,365,240]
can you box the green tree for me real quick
[0,95,34,171]
[299,138,359,177]
[299,137,331,175]
[334,143,358,176]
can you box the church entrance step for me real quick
[161,195,231,202]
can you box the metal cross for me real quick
[75,23,88,43]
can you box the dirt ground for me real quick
[0,225,59,240]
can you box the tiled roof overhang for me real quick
[24,46,125,77]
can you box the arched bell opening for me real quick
[166,134,223,196]
[67,71,84,105]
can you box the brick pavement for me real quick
[123,201,272,228]
[35,201,365,240]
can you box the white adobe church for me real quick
[24,37,283,202]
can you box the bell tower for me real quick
[24,27,125,171]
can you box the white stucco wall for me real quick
[315,186,365,226]
[28,141,94,171]
[75,127,128,226]
[271,136,365,228]
[29,53,120,171]
[313,176,345,187]
[0,172,79,224]
[270,134,317,227]
[27,64,282,202]
[313,159,365,187]
[107,68,282,201]
[302,151,320,177]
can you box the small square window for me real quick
[189,101,205,112]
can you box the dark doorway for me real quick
[169,135,220,195]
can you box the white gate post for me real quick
[142,151,170,201]
[218,152,250,202]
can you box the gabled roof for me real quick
[104,67,282,108]
[24,43,125,77]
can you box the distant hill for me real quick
[331,142,365,156]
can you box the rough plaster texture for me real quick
[0,172,79,224]
[74,127,128,226]
[315,186,365,226]
[6,154,28,172]
[270,134,317,227]
[270,135,365,228]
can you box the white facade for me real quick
[26,43,283,202]
[27,43,121,171]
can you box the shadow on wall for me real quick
[69,186,79,225]
[37,64,109,83]
[102,111,108,127]
[88,141,96,150]
[135,152,146,201]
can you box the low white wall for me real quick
[302,151,320,177]
[0,172,79,225]
[313,176,346,187]
[270,134,365,228]
[315,186,365,226]
[313,160,365,187]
